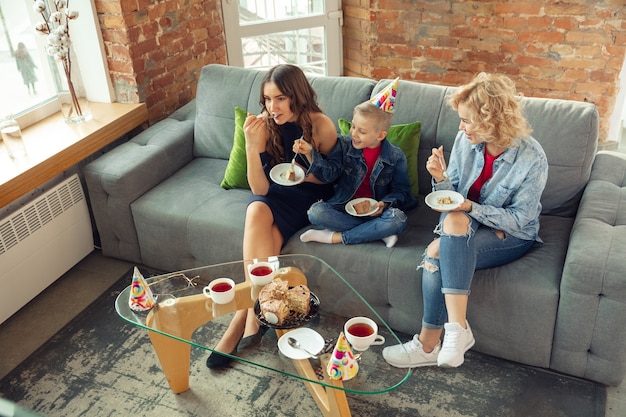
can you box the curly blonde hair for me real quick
[448,73,532,148]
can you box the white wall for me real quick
[608,54,626,144]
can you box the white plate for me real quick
[345,198,378,217]
[269,163,305,186]
[277,328,325,360]
[425,190,464,212]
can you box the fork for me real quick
[291,137,302,171]
[438,150,449,181]
[290,151,298,171]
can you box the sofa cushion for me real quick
[220,106,250,189]
[194,65,266,160]
[521,97,599,217]
[338,118,421,197]
[132,158,248,271]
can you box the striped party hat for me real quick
[370,77,399,113]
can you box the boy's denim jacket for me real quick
[308,135,417,210]
[436,131,548,242]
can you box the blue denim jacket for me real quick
[435,131,548,241]
[309,135,417,209]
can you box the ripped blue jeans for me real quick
[307,201,408,244]
[421,213,535,329]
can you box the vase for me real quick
[58,90,91,124]
[1,114,27,159]
[57,54,91,124]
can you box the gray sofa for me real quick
[83,64,626,386]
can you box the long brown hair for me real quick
[259,64,323,165]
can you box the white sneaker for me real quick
[437,321,475,368]
[382,335,441,368]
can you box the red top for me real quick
[468,149,503,202]
[353,146,381,199]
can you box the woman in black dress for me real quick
[207,64,338,368]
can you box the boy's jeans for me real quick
[307,201,407,244]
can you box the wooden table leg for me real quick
[276,330,352,417]
[147,330,192,394]
[143,288,250,394]
[292,353,352,417]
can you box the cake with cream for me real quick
[258,278,311,325]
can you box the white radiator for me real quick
[0,174,94,324]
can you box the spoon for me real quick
[288,337,318,359]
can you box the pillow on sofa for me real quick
[220,106,250,189]
[338,118,421,197]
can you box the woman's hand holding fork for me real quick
[427,145,449,183]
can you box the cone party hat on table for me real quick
[370,77,399,113]
[327,332,359,381]
[129,267,156,311]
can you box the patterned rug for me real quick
[0,267,606,417]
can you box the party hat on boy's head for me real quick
[129,266,156,311]
[370,77,399,113]
[327,332,359,381]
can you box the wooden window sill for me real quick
[0,102,148,209]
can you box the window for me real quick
[0,1,112,128]
[222,0,343,76]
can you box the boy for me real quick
[300,78,416,248]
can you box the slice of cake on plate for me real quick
[352,200,371,215]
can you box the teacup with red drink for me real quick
[203,277,235,304]
[247,261,276,286]
[344,316,385,351]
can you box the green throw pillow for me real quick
[220,106,250,189]
[338,118,421,197]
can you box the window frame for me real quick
[14,0,114,129]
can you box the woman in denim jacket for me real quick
[383,73,548,369]
[300,97,417,248]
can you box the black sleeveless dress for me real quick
[248,122,334,243]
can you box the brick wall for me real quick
[94,0,227,123]
[94,0,625,142]
[344,0,626,142]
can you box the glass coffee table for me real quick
[115,254,411,417]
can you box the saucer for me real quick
[277,328,325,360]
[269,163,305,186]
[424,190,463,212]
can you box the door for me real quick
[221,0,343,76]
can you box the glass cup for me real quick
[1,114,27,159]
[344,316,385,351]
